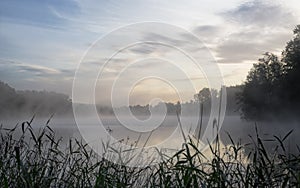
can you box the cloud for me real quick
[0,59,75,77]
[129,44,157,55]
[143,33,186,46]
[210,0,299,64]
[125,32,189,56]
[172,76,206,82]
[127,42,178,56]
[17,64,60,75]
[87,58,130,67]
[215,27,293,63]
[222,0,297,28]
[193,25,222,41]
[125,30,210,58]
[0,59,75,94]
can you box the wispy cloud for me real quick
[0,59,62,75]
[18,64,60,75]
[221,0,297,28]
[201,0,299,64]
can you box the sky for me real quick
[0,0,300,105]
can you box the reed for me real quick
[0,118,299,187]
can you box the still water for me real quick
[2,115,299,154]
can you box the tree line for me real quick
[0,81,72,118]
[0,80,241,118]
[113,86,241,117]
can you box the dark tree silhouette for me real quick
[239,25,300,120]
[239,53,284,120]
[194,88,218,103]
[281,25,300,115]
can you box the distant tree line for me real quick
[112,86,241,117]
[239,25,300,120]
[0,80,242,118]
[0,81,72,118]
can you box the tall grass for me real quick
[0,118,299,187]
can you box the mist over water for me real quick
[3,114,299,154]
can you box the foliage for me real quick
[0,81,72,118]
[281,25,300,115]
[239,53,284,120]
[0,119,299,187]
[239,25,300,120]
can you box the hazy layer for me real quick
[2,115,299,154]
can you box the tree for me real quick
[282,25,300,71]
[194,88,218,116]
[194,88,218,103]
[239,53,284,120]
[240,25,300,120]
[280,25,300,115]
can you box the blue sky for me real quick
[1,0,300,104]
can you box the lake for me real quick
[2,115,299,154]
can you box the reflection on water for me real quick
[2,115,299,154]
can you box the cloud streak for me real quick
[0,59,63,75]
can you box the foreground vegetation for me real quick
[0,118,299,187]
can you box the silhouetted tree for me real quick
[239,53,284,120]
[240,25,300,120]
[194,88,218,103]
[280,25,300,115]
[226,86,242,115]
[194,88,219,115]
